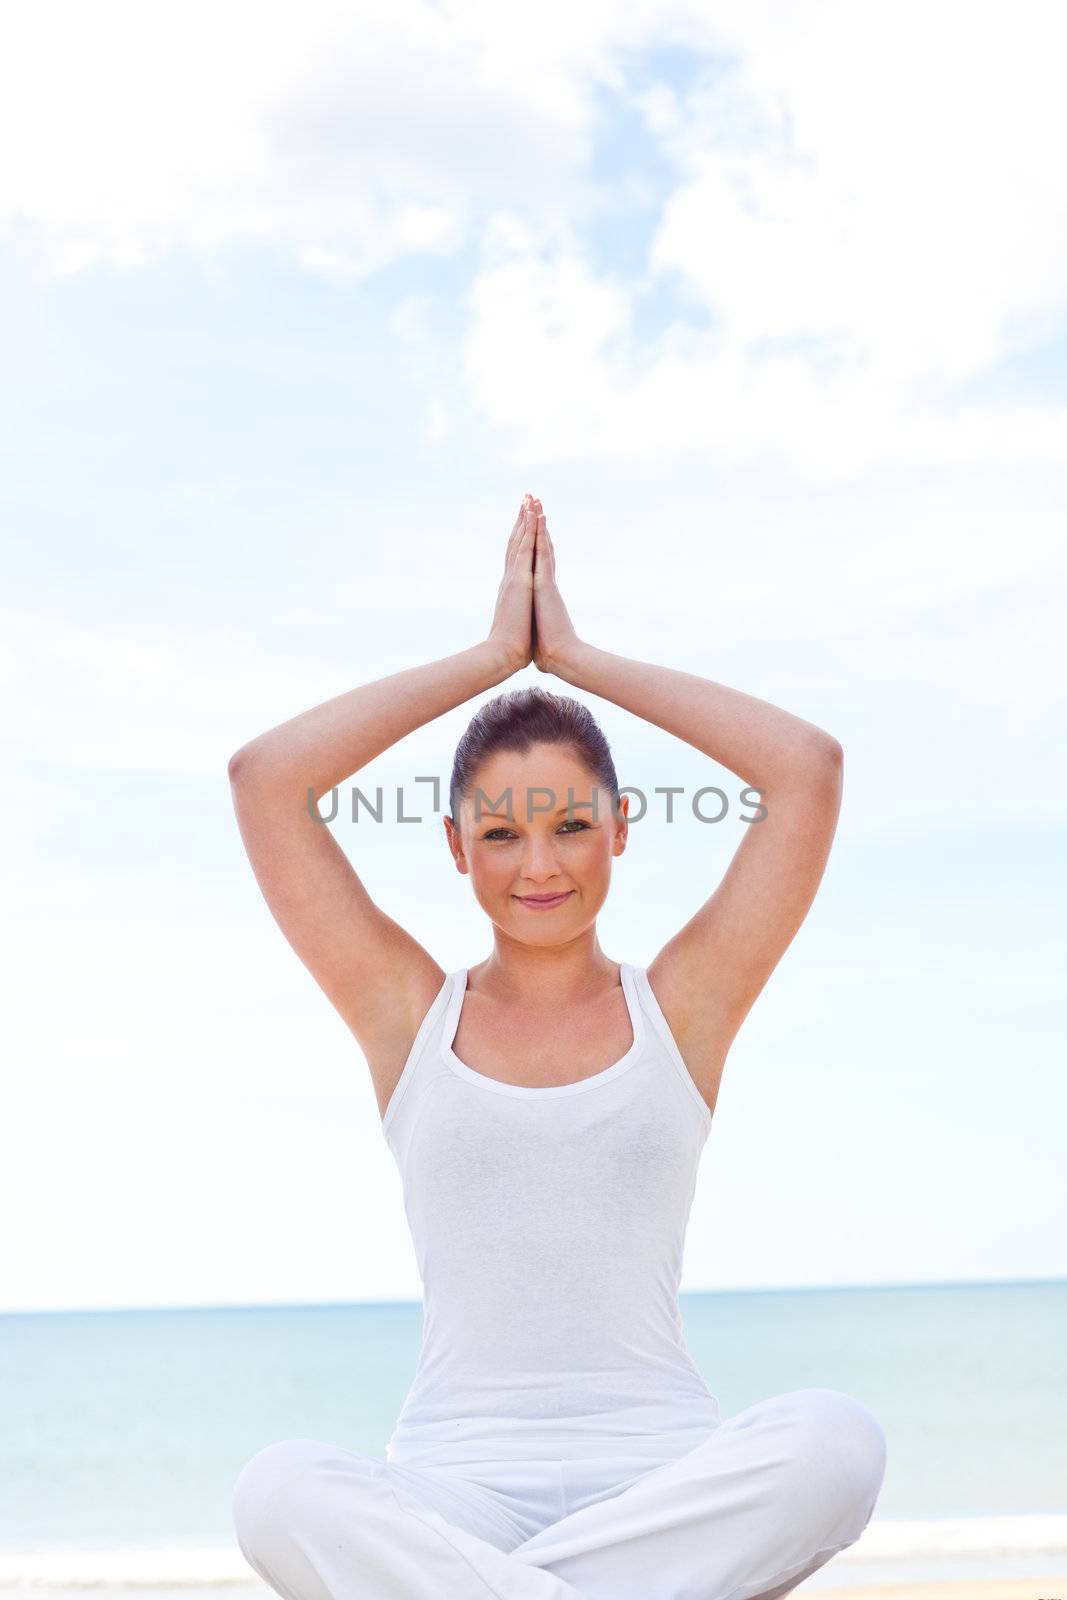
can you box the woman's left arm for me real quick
[528,498,841,1112]
[555,638,843,1111]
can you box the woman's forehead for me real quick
[473,744,594,783]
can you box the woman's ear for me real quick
[612,794,630,853]
[443,814,469,874]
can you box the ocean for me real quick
[2,1279,1065,1594]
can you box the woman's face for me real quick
[445,741,628,942]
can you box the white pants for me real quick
[231,1387,886,1600]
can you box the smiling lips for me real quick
[515,892,573,909]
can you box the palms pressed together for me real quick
[489,493,581,675]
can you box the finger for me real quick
[530,516,544,579]
[510,494,535,546]
[537,515,555,574]
[512,503,537,564]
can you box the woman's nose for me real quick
[520,839,563,878]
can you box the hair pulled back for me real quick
[448,686,620,826]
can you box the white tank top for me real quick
[380,962,721,1465]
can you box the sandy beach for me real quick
[802,1584,1067,1599]
[155,1575,1067,1599]
[3,1554,1065,1600]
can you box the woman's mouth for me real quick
[514,892,573,910]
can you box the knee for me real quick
[788,1388,887,1541]
[231,1438,326,1558]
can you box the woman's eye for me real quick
[483,821,590,842]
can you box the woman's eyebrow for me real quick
[479,802,593,820]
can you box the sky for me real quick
[2,0,1064,1314]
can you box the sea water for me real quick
[2,1279,1065,1593]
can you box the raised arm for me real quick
[227,495,539,1117]
[530,504,842,1120]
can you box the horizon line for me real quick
[3,1272,1064,1318]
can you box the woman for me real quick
[228,494,886,1600]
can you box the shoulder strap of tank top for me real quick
[381,968,458,1141]
[628,964,713,1129]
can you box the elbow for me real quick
[800,732,843,777]
[795,719,843,769]
[228,738,298,793]
[227,743,259,784]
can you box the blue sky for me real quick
[2,0,1064,1313]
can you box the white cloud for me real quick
[460,1,1067,473]
[461,224,1067,476]
[0,0,605,277]
[3,2,1066,471]
[647,1,1067,393]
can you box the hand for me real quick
[486,494,538,674]
[530,499,582,674]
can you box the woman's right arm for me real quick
[227,638,518,1117]
[228,495,538,1115]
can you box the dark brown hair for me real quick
[448,686,620,826]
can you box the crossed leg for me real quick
[510,1387,888,1600]
[232,1440,583,1600]
[232,1387,886,1600]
